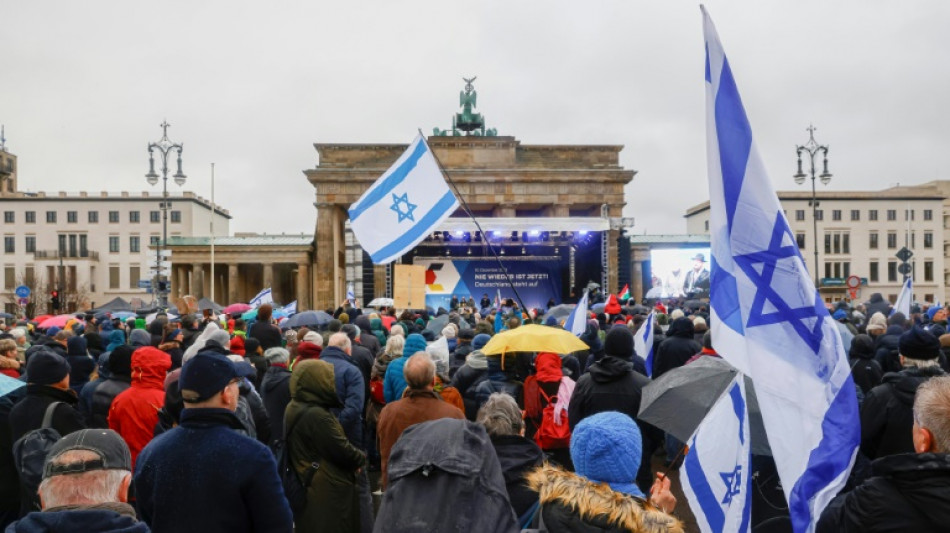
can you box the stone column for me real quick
[632,259,643,303]
[228,264,239,303]
[263,263,274,292]
[296,263,309,310]
[192,264,204,300]
[607,229,620,294]
[315,203,343,310]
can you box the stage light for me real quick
[467,247,472,255]
[454,230,464,237]
[521,247,526,255]
[528,230,540,236]
[492,231,502,238]
[500,248,505,255]
[578,230,588,236]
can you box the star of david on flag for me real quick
[348,134,459,264]
[702,7,859,532]
[635,311,656,376]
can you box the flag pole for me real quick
[419,130,531,316]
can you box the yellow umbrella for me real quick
[481,324,589,356]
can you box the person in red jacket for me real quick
[108,346,171,467]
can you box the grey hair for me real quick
[902,356,940,369]
[914,375,950,452]
[476,393,524,437]
[384,335,404,358]
[37,450,129,508]
[264,347,290,364]
[403,352,435,390]
[328,332,351,352]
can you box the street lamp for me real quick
[794,124,832,289]
[146,121,186,309]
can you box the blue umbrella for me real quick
[284,310,333,329]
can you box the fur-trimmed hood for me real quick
[526,464,683,533]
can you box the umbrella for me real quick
[112,311,137,320]
[638,356,770,456]
[0,312,14,320]
[367,297,394,308]
[38,314,83,330]
[197,298,224,313]
[628,304,650,315]
[242,308,289,322]
[481,324,589,356]
[424,315,450,336]
[31,314,53,324]
[542,304,575,321]
[590,302,606,313]
[223,303,252,315]
[145,312,179,324]
[284,310,333,329]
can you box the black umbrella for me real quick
[638,356,771,456]
[284,310,333,329]
[542,304,575,321]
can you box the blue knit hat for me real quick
[570,411,644,497]
[404,334,428,357]
[472,333,492,350]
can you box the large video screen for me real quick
[647,248,712,299]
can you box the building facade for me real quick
[684,184,947,303]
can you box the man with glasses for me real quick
[133,350,293,533]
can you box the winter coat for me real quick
[451,349,489,420]
[817,452,950,533]
[318,346,365,448]
[232,380,271,445]
[86,377,131,429]
[848,335,883,396]
[0,385,27,518]
[354,316,382,357]
[860,365,945,460]
[133,408,293,533]
[9,384,85,443]
[260,364,292,440]
[526,464,683,533]
[248,321,282,351]
[377,390,465,488]
[369,318,387,348]
[568,355,658,492]
[158,341,183,371]
[6,503,149,533]
[491,434,544,519]
[66,343,96,394]
[652,318,701,378]
[473,356,523,410]
[450,342,473,377]
[873,325,904,374]
[108,347,171,468]
[864,293,892,321]
[383,356,408,404]
[285,359,366,533]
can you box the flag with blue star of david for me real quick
[348,134,459,264]
[635,311,656,376]
[681,377,751,533]
[702,7,859,532]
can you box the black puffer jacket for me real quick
[873,325,904,374]
[259,365,291,440]
[864,293,892,321]
[817,453,950,533]
[860,365,945,460]
[490,434,544,520]
[652,318,701,378]
[848,334,883,396]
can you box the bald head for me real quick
[404,352,435,391]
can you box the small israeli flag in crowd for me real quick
[702,7,859,532]
[348,134,460,264]
[347,283,356,304]
[892,277,912,317]
[565,290,589,336]
[681,377,751,533]
[282,300,297,316]
[635,311,656,376]
[249,287,273,307]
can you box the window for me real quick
[88,211,98,223]
[170,211,181,223]
[795,210,805,221]
[3,267,13,290]
[843,233,850,254]
[911,232,916,249]
[129,211,140,223]
[905,209,915,221]
[108,211,119,223]
[869,210,878,221]
[67,211,77,223]
[815,210,824,221]
[925,232,933,249]
[25,211,35,223]
[796,233,806,249]
[109,236,119,253]
[824,262,832,279]
[870,261,879,282]
[150,235,160,246]
[58,235,66,255]
[925,261,934,282]
[825,231,850,254]
[832,210,842,221]
[25,236,35,253]
[887,232,897,249]
[924,209,933,221]
[888,261,898,282]
[887,209,897,221]
[109,266,120,290]
[851,210,860,221]
[130,235,140,253]
[46,211,56,223]
[869,232,879,249]
[3,236,13,253]
[79,235,88,257]
[704,220,709,231]
[150,211,160,223]
[824,234,831,254]
[3,212,13,223]
[130,266,141,289]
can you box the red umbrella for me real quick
[38,314,83,330]
[222,303,252,314]
[31,314,54,324]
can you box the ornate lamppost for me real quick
[794,124,832,288]
[145,121,186,309]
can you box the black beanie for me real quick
[109,345,134,377]
[604,326,634,360]
[899,326,941,360]
[26,349,71,385]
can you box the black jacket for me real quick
[873,326,904,374]
[9,385,85,443]
[7,503,149,532]
[849,335,883,396]
[860,366,945,460]
[259,365,292,440]
[247,322,282,351]
[864,294,892,322]
[491,434,544,519]
[652,318,701,378]
[817,453,950,533]
[87,377,131,429]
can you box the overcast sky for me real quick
[2,1,948,236]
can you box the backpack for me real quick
[534,388,570,450]
[13,401,63,509]
[276,407,320,520]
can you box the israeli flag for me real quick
[635,311,656,376]
[681,377,751,533]
[892,277,912,317]
[347,283,356,304]
[282,300,297,316]
[348,134,460,264]
[702,7,859,532]
[565,290,589,336]
[249,288,273,307]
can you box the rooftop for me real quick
[628,234,711,245]
[0,189,230,217]
[167,234,313,247]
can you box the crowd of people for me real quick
[0,291,947,532]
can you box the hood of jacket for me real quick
[130,347,171,389]
[290,358,342,408]
[261,365,291,394]
[526,464,683,533]
[354,315,372,332]
[465,349,488,370]
[882,366,946,405]
[589,355,634,383]
[666,317,695,339]
[404,333,428,357]
[128,329,151,348]
[849,334,876,360]
[869,293,885,304]
[869,452,950,524]
[370,317,384,332]
[8,503,147,533]
[492,434,544,486]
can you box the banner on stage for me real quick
[414,257,561,311]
